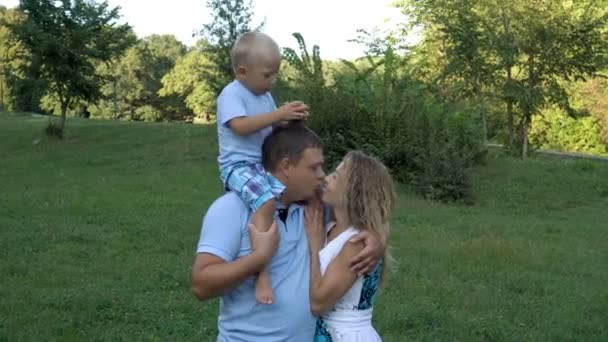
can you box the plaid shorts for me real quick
[220,163,285,212]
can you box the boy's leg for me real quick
[223,164,285,304]
[250,200,276,304]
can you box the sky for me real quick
[0,0,411,60]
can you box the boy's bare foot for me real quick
[255,273,274,304]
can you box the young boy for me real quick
[216,31,309,304]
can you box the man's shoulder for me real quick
[208,191,250,214]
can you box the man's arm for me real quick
[190,196,278,301]
[348,231,385,275]
[191,251,266,301]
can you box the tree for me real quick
[396,0,608,158]
[198,0,262,95]
[283,33,326,110]
[0,6,29,112]
[529,106,608,156]
[92,34,188,122]
[12,0,133,138]
[492,1,608,158]
[398,0,501,143]
[569,70,608,145]
[159,40,217,121]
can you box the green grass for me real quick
[1,113,607,341]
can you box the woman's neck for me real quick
[328,207,352,241]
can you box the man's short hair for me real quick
[230,31,280,71]
[262,122,323,172]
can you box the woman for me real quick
[305,150,396,342]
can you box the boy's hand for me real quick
[274,119,290,128]
[277,101,309,121]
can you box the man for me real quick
[191,124,384,341]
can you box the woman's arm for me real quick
[308,240,364,316]
[305,201,365,315]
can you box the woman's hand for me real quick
[305,200,325,252]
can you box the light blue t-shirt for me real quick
[196,192,316,342]
[217,80,276,171]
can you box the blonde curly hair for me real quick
[339,151,396,283]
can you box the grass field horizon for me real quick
[1,113,607,341]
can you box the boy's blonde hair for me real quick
[339,151,396,283]
[230,31,280,71]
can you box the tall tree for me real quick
[12,0,133,138]
[198,0,262,95]
[396,0,608,158]
[508,1,608,158]
[399,0,499,143]
[160,40,217,121]
[93,35,188,121]
[0,6,29,112]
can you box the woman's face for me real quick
[322,159,348,207]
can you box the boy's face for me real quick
[238,49,281,95]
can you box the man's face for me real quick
[284,148,325,202]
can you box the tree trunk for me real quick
[475,80,487,144]
[482,109,488,145]
[0,51,5,112]
[58,99,69,139]
[0,75,4,112]
[500,4,515,147]
[506,67,514,146]
[507,99,514,146]
[113,78,118,119]
[56,83,70,139]
[522,54,537,160]
[521,114,529,160]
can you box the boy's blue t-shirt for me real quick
[217,80,276,171]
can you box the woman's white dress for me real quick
[314,226,383,342]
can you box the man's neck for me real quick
[270,173,296,207]
[278,190,298,207]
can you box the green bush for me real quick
[280,69,481,201]
[530,106,608,156]
[277,34,483,202]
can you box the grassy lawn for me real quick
[1,113,607,341]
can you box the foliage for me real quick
[11,0,134,137]
[93,35,188,122]
[396,0,608,158]
[198,0,262,96]
[160,40,218,121]
[0,6,29,112]
[282,34,483,202]
[530,106,608,156]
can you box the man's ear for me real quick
[276,157,291,178]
